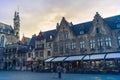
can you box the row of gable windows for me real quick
[54,36,114,52]
[59,32,69,40]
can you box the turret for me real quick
[13,11,20,40]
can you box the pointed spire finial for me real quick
[60,17,69,26]
[95,12,100,16]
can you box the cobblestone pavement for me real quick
[0,71,120,80]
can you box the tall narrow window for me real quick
[53,42,58,52]
[65,42,70,53]
[64,33,68,39]
[47,51,51,56]
[80,41,85,49]
[59,34,63,40]
[90,40,95,49]
[60,43,63,53]
[96,27,102,34]
[71,41,76,50]
[97,38,103,48]
[105,37,112,47]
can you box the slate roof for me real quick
[71,21,92,36]
[104,15,120,29]
[71,15,120,36]
[43,29,57,42]
[29,34,37,49]
[0,22,14,34]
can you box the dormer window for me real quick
[50,35,53,39]
[80,30,84,34]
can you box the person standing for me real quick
[57,64,62,79]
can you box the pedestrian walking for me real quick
[51,65,56,78]
[57,64,62,79]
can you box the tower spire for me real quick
[13,10,20,41]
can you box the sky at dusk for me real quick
[0,0,120,39]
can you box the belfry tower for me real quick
[13,11,20,40]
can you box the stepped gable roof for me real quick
[32,14,120,41]
[42,14,120,39]
[71,15,120,35]
[21,34,27,44]
[43,29,57,42]
[37,31,44,40]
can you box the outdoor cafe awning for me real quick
[51,57,67,62]
[83,54,106,60]
[45,57,54,62]
[64,55,84,61]
[105,53,120,59]
[90,54,106,60]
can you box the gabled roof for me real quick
[31,14,120,42]
[37,31,44,41]
[71,15,120,36]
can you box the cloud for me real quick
[1,0,120,39]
